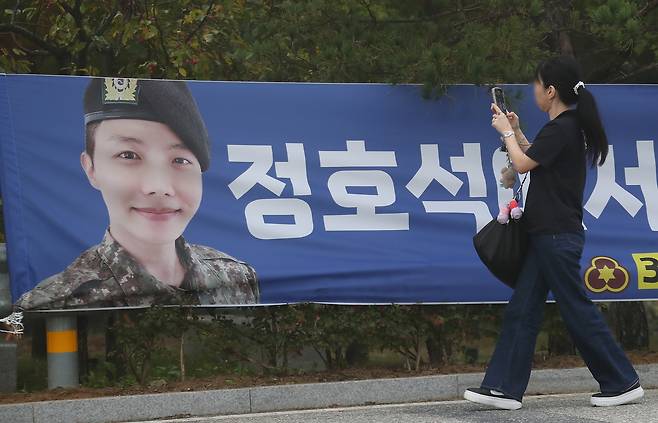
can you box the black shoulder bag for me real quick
[472,174,528,288]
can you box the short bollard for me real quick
[46,315,79,389]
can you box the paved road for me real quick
[132,388,656,423]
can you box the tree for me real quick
[1,1,655,88]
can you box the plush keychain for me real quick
[497,198,523,224]
[497,204,510,224]
[509,199,523,220]
[497,153,524,223]
[499,165,517,189]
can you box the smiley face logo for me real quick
[584,256,629,293]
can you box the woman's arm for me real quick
[504,110,532,152]
[514,128,532,152]
[502,132,538,174]
[491,103,538,173]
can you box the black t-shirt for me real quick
[523,109,586,234]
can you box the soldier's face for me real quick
[81,119,203,245]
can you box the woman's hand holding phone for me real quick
[490,103,521,132]
[490,103,514,135]
[506,111,520,131]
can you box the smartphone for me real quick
[491,87,509,152]
[491,87,508,114]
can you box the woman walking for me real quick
[464,56,644,410]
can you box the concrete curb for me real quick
[2,363,657,423]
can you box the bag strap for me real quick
[513,173,528,201]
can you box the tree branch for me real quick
[638,0,658,16]
[608,63,658,82]
[96,1,120,37]
[359,0,377,23]
[185,0,215,43]
[357,5,482,24]
[150,2,171,66]
[57,0,75,17]
[0,23,65,56]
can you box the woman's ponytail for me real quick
[576,86,609,167]
[535,56,609,167]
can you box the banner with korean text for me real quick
[0,74,656,310]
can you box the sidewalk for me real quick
[2,363,657,423]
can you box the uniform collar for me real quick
[97,229,205,305]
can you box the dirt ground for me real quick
[1,350,657,405]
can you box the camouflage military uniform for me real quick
[15,230,259,310]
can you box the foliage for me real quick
[16,355,47,392]
[103,303,504,384]
[300,304,379,370]
[0,0,656,92]
[241,305,306,373]
[111,307,190,385]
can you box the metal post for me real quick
[0,243,11,316]
[0,242,18,393]
[46,315,78,389]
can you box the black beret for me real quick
[83,77,210,172]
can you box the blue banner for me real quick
[0,74,656,308]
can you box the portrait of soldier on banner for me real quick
[14,77,260,310]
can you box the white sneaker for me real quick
[464,387,522,410]
[591,380,644,407]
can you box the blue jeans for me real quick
[480,231,640,401]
